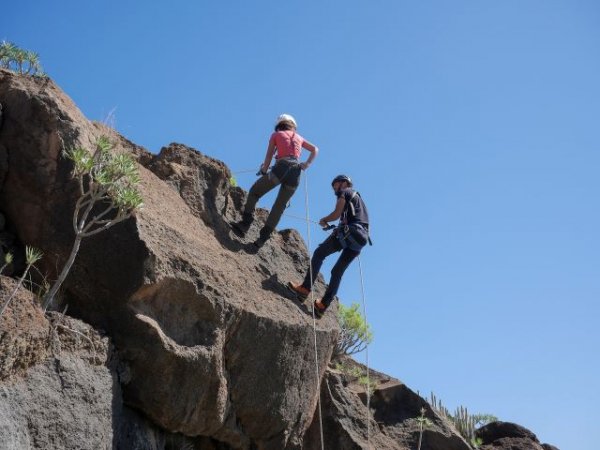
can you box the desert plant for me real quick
[358,374,377,395]
[334,362,377,394]
[334,302,373,357]
[0,252,13,274]
[416,407,433,450]
[428,392,497,445]
[471,436,483,448]
[0,246,43,317]
[0,41,43,75]
[335,361,363,378]
[43,136,143,308]
[0,41,18,69]
[229,175,237,187]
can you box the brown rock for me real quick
[303,358,471,450]
[476,421,560,450]
[0,280,115,450]
[0,276,50,380]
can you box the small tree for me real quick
[0,246,43,317]
[43,136,143,308]
[334,302,373,358]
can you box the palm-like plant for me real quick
[0,41,44,75]
[0,246,43,317]
[0,41,18,69]
[43,136,143,308]
[23,50,40,74]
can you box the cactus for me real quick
[428,392,497,445]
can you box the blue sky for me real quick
[3,1,599,448]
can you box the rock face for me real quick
[0,277,115,450]
[0,69,558,450]
[304,357,471,450]
[0,68,339,449]
[476,421,559,450]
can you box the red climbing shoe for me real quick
[288,282,310,299]
[313,299,326,318]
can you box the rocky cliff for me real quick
[0,69,559,450]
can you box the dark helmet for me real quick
[331,174,352,187]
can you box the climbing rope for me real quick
[357,255,371,448]
[299,177,372,449]
[303,172,325,450]
[231,168,259,175]
[282,212,323,227]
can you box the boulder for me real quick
[476,421,560,450]
[304,357,471,450]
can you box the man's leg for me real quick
[302,234,341,290]
[321,248,360,308]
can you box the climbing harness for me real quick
[303,172,325,450]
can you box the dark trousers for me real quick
[302,233,360,308]
[244,174,297,230]
[243,160,300,230]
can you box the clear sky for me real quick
[3,1,599,449]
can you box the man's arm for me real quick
[319,197,345,227]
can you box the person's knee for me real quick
[313,245,330,261]
[248,186,260,199]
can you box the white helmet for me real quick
[275,113,297,128]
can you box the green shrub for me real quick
[334,302,373,358]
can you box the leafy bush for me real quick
[334,362,377,395]
[43,136,143,307]
[334,302,373,357]
[0,41,43,75]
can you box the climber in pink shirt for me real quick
[232,114,318,248]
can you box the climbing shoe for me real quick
[313,299,326,319]
[253,225,274,248]
[288,282,310,300]
[231,213,253,237]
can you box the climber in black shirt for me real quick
[289,175,370,318]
